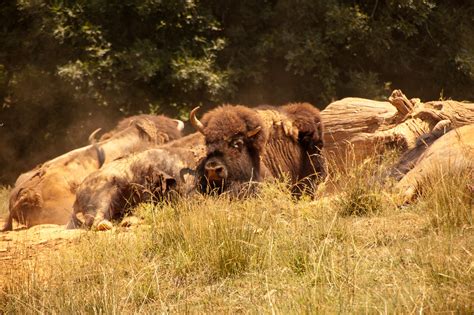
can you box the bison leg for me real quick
[66,213,83,229]
[83,203,113,230]
[89,212,114,231]
[96,219,113,231]
[1,213,13,232]
[78,188,118,229]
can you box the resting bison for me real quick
[191,103,326,195]
[95,114,184,142]
[68,133,205,229]
[390,119,453,180]
[393,123,474,203]
[3,115,183,231]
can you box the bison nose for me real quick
[205,161,226,182]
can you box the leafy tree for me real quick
[1,0,473,183]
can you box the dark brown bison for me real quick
[67,133,205,229]
[3,115,183,231]
[191,103,326,195]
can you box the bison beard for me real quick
[192,103,325,196]
[197,143,261,195]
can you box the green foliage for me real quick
[1,0,474,183]
[338,185,384,216]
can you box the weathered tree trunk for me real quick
[320,90,474,168]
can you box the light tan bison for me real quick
[3,115,183,231]
[393,123,474,203]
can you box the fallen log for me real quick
[321,89,474,168]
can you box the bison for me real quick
[95,114,184,142]
[67,133,206,229]
[390,119,453,180]
[3,115,183,231]
[393,123,474,203]
[190,103,326,195]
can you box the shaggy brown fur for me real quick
[281,103,324,148]
[99,114,183,142]
[68,133,206,229]
[202,105,269,153]
[281,103,326,191]
[3,115,183,231]
[195,103,325,195]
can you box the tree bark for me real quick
[320,89,474,168]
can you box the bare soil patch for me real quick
[0,221,85,285]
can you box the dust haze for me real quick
[0,86,124,185]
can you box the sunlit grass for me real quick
[0,186,9,220]
[411,164,473,232]
[1,151,473,313]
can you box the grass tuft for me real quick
[415,165,473,231]
[333,153,398,217]
[141,194,271,281]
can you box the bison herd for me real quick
[3,102,473,231]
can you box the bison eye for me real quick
[230,138,244,149]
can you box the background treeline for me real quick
[1,0,473,183]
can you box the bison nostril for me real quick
[205,161,219,169]
[204,161,226,181]
[215,166,224,175]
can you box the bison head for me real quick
[191,105,268,194]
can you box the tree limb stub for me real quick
[389,89,415,116]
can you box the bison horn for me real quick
[88,128,102,144]
[190,106,205,135]
[247,126,262,138]
[174,119,185,131]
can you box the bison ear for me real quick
[246,126,262,138]
[136,119,158,141]
[162,177,177,192]
[166,178,177,188]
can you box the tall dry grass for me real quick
[0,151,473,313]
[0,186,9,220]
[414,165,473,231]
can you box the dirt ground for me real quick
[0,215,146,288]
[0,220,86,282]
